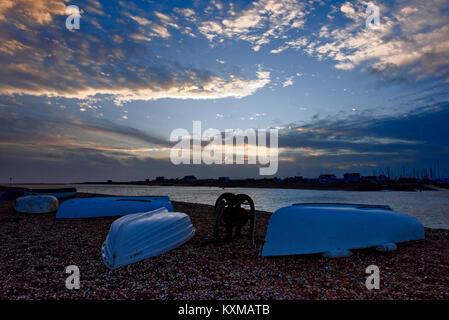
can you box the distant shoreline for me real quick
[3,181,441,192]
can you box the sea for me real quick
[14,184,449,229]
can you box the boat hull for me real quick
[102,207,195,269]
[262,203,424,257]
[56,196,173,219]
[24,188,77,199]
[0,189,25,201]
[14,195,59,214]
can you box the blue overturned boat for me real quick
[102,207,195,269]
[0,189,25,201]
[24,187,77,199]
[56,196,173,219]
[262,203,425,258]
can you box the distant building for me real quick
[344,173,361,183]
[361,176,377,184]
[181,175,197,182]
[377,175,389,183]
[283,176,304,183]
[318,174,337,184]
[397,177,419,184]
[218,177,230,182]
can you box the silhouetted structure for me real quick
[344,173,361,183]
[318,174,337,183]
[181,175,197,182]
[361,176,377,184]
[283,176,304,183]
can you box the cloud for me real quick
[270,46,288,54]
[0,0,66,25]
[198,0,308,51]
[282,76,294,87]
[0,105,171,149]
[129,15,171,38]
[175,8,195,16]
[0,2,271,104]
[245,0,449,84]
[277,102,449,167]
[129,33,152,42]
[0,40,30,55]
[0,57,270,104]
[174,7,196,20]
[303,0,449,81]
[340,2,357,19]
[109,67,270,105]
[2,97,449,180]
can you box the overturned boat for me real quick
[24,187,77,199]
[56,196,173,219]
[14,195,59,214]
[0,189,25,201]
[101,207,195,269]
[262,203,424,258]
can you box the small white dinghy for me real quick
[262,203,424,258]
[14,195,59,214]
[102,207,195,269]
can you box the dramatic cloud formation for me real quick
[277,0,449,82]
[198,0,308,51]
[0,0,270,104]
[188,0,449,85]
[274,102,449,175]
[2,0,448,105]
[1,0,449,181]
[2,99,449,181]
[0,0,67,24]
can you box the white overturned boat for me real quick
[56,196,173,219]
[101,207,195,269]
[14,195,59,214]
[262,203,424,258]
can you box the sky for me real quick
[0,0,449,182]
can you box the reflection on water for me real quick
[17,184,449,229]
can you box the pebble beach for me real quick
[0,188,448,300]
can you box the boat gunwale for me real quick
[291,202,392,210]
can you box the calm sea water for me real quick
[16,184,449,229]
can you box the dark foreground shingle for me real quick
[0,191,448,300]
